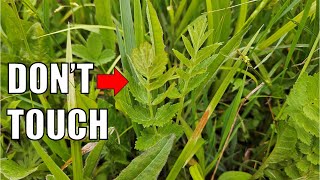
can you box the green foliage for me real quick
[135,123,183,151]
[173,16,221,97]
[117,100,180,127]
[0,158,38,180]
[31,141,70,180]
[94,0,115,51]
[218,171,252,180]
[72,32,115,65]
[1,0,318,179]
[146,0,167,58]
[130,42,167,80]
[115,135,175,180]
[253,73,320,179]
[83,141,107,178]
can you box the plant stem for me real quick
[67,23,83,180]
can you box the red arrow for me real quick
[97,69,128,96]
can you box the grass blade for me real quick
[258,1,316,49]
[281,0,313,81]
[83,141,106,178]
[120,0,136,55]
[134,0,145,46]
[67,23,83,180]
[298,31,320,79]
[31,141,70,180]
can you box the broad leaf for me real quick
[87,33,103,59]
[115,135,175,180]
[131,42,167,79]
[218,171,252,180]
[72,33,115,65]
[128,75,148,104]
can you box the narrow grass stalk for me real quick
[175,0,199,37]
[134,0,145,46]
[9,0,31,54]
[211,82,265,180]
[281,0,313,81]
[120,0,136,55]
[258,1,316,49]
[31,141,70,180]
[206,0,214,44]
[212,0,269,94]
[173,0,187,25]
[67,24,83,180]
[167,46,247,179]
[298,31,320,79]
[235,0,248,33]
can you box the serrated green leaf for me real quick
[72,44,93,61]
[118,100,178,127]
[135,124,183,151]
[290,112,318,137]
[167,87,181,99]
[192,54,218,74]
[253,125,297,179]
[128,75,148,104]
[131,42,167,79]
[119,101,151,125]
[72,33,114,65]
[176,69,189,80]
[188,15,207,50]
[26,23,51,62]
[290,121,312,145]
[0,158,38,180]
[254,73,320,179]
[154,103,180,127]
[173,49,192,68]
[96,49,115,65]
[307,152,319,165]
[298,142,311,155]
[146,0,166,57]
[182,35,194,57]
[148,67,176,91]
[199,29,214,47]
[284,165,300,179]
[185,73,208,94]
[152,83,180,106]
[303,103,319,123]
[115,135,175,180]
[194,43,221,64]
[296,158,311,172]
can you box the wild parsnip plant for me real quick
[0,0,319,179]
